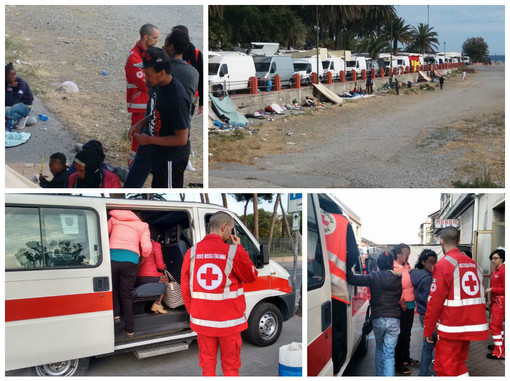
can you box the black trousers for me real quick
[332,299,348,375]
[151,155,189,188]
[395,307,415,366]
[112,260,139,332]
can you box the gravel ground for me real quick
[210,65,504,188]
[5,5,203,187]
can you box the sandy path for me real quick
[210,65,504,188]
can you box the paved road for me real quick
[343,313,505,376]
[86,315,302,376]
[210,65,504,188]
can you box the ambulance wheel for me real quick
[34,358,89,376]
[246,302,282,346]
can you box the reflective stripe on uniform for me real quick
[437,322,489,333]
[223,245,237,294]
[189,245,197,293]
[493,335,502,339]
[327,250,346,280]
[446,256,462,301]
[192,288,244,301]
[127,103,146,109]
[191,315,246,328]
[167,160,172,188]
[443,297,485,307]
[494,341,503,345]
[127,83,138,88]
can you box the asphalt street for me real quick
[343,313,505,376]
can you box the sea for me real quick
[490,55,505,63]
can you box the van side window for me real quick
[5,207,101,270]
[220,64,228,77]
[308,196,325,291]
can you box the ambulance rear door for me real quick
[307,194,334,376]
[5,195,114,371]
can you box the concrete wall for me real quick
[230,68,454,114]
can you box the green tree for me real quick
[406,23,439,54]
[357,34,389,59]
[382,16,413,54]
[462,37,489,62]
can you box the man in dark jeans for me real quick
[124,47,190,188]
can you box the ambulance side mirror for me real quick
[260,244,270,266]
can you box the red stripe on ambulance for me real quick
[6,292,113,322]
[243,275,292,294]
[308,325,333,376]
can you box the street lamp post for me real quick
[443,41,446,64]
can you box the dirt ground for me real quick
[5,5,203,187]
[209,64,505,188]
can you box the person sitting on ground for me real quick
[39,152,69,188]
[67,148,121,188]
[5,62,34,129]
[136,234,168,314]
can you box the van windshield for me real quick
[254,62,270,72]
[208,63,220,76]
[294,63,309,71]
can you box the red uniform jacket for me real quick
[321,210,349,304]
[424,248,489,341]
[490,264,505,299]
[181,234,258,337]
[125,42,149,113]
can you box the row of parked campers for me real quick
[5,194,295,376]
[209,51,469,96]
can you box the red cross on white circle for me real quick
[197,263,223,290]
[461,271,479,296]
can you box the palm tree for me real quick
[350,5,396,39]
[382,16,413,54]
[406,23,439,54]
[209,5,224,20]
[357,34,389,59]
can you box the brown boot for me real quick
[151,303,167,314]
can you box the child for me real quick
[39,152,68,188]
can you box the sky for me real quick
[329,190,442,245]
[161,193,296,216]
[396,5,505,55]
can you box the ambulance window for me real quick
[308,195,325,291]
[234,220,257,265]
[5,206,101,270]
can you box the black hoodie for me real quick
[347,269,402,318]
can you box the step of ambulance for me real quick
[134,342,190,359]
[114,307,189,342]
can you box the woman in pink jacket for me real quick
[392,243,418,375]
[136,239,168,314]
[108,210,152,336]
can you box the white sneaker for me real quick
[14,116,28,130]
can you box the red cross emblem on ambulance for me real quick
[197,263,223,290]
[461,271,479,296]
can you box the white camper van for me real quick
[345,56,367,76]
[322,57,345,79]
[248,42,280,56]
[5,194,296,376]
[307,194,370,376]
[253,55,295,88]
[208,52,256,96]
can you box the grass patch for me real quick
[419,83,435,91]
[209,131,263,164]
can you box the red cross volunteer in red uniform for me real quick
[125,23,159,166]
[423,227,489,376]
[181,211,258,376]
[486,248,505,359]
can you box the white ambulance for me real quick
[5,194,296,375]
[307,193,370,376]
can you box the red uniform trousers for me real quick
[197,333,242,376]
[489,296,505,358]
[434,336,470,376]
[129,111,145,167]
